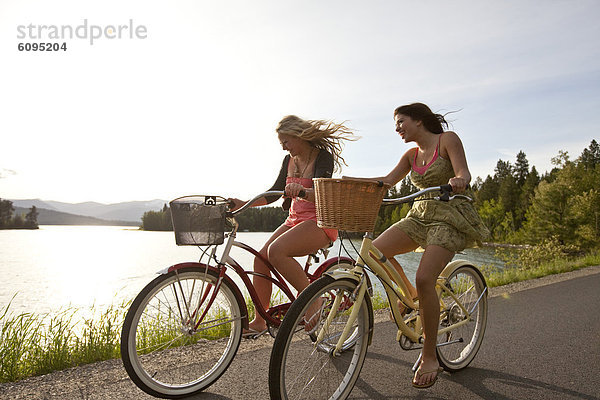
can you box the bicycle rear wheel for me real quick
[121,267,244,398]
[269,276,372,400]
[436,265,487,371]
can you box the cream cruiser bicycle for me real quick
[268,178,488,400]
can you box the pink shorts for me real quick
[284,217,338,243]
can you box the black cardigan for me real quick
[264,149,334,210]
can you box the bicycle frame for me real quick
[223,240,349,328]
[317,235,414,352]
[319,185,485,354]
[162,190,353,332]
[322,234,486,356]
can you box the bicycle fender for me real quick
[439,260,487,288]
[323,268,361,282]
[313,256,354,277]
[160,262,250,331]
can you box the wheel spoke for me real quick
[121,268,243,397]
[269,276,370,400]
[436,266,487,371]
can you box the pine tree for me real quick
[514,151,530,186]
[578,139,600,169]
[0,199,14,228]
[516,165,540,229]
[494,160,513,182]
[498,174,519,217]
[475,175,498,204]
[24,206,39,229]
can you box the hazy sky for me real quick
[1,0,598,204]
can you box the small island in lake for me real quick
[0,199,38,229]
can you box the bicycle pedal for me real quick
[398,333,421,351]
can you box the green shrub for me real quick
[499,236,579,269]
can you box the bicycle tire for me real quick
[121,267,244,398]
[436,265,488,371]
[269,275,372,400]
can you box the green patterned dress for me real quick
[392,153,489,252]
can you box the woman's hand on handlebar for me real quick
[227,198,246,211]
[284,183,308,199]
[448,177,468,193]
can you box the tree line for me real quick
[140,204,173,231]
[0,199,39,229]
[141,203,288,232]
[474,140,599,250]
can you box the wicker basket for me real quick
[314,178,390,232]
[169,195,229,246]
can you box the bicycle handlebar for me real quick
[231,189,307,216]
[381,184,472,206]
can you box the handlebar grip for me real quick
[440,184,453,193]
[298,189,307,199]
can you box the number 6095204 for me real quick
[18,42,67,51]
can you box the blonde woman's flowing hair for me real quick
[276,115,357,172]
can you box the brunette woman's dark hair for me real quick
[393,103,449,134]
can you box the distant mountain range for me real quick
[11,199,169,225]
[13,206,140,226]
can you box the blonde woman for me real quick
[229,115,355,336]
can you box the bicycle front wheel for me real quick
[269,276,372,400]
[437,265,488,371]
[121,267,244,398]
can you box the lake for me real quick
[0,226,504,315]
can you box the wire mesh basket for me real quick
[169,195,230,246]
[314,178,390,232]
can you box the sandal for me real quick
[303,298,326,335]
[242,327,268,339]
[412,366,443,389]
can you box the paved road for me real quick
[192,271,600,400]
[2,268,599,399]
